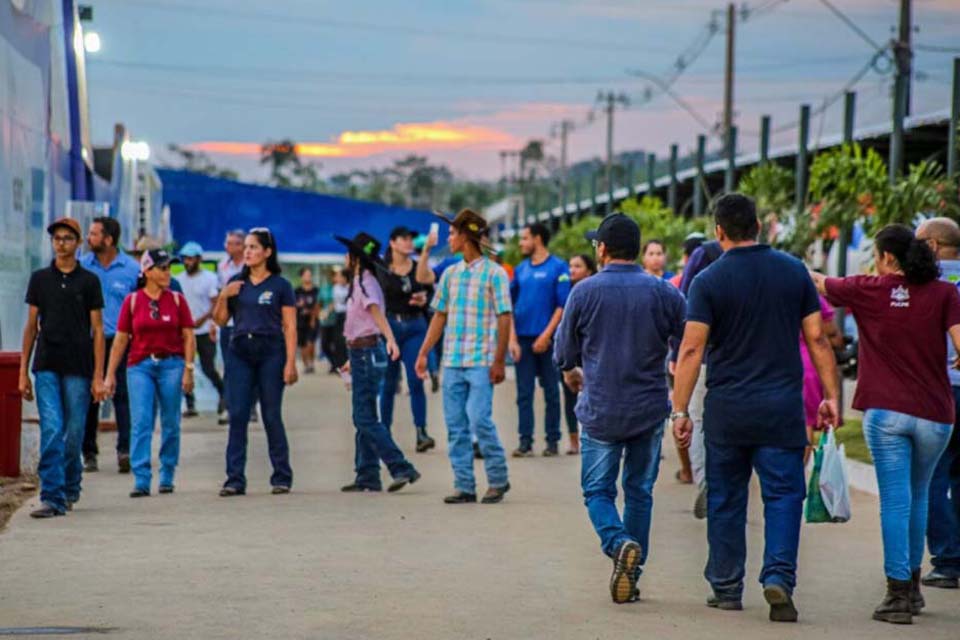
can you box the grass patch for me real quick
[831,418,871,464]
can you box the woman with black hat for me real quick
[212,228,298,497]
[379,226,436,452]
[335,232,421,493]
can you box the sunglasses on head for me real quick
[148,299,160,320]
[249,227,273,243]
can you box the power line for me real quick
[916,43,960,54]
[815,0,892,60]
[111,0,673,54]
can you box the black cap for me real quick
[389,226,419,240]
[585,214,640,258]
[139,248,178,274]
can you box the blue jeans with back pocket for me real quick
[350,342,416,488]
[864,408,953,580]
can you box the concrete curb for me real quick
[846,458,877,496]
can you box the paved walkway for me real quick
[1,373,958,639]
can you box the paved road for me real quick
[1,373,958,639]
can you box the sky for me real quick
[83,0,960,182]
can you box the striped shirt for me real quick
[432,257,512,368]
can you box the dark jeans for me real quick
[581,424,664,565]
[705,442,806,600]
[83,335,129,457]
[927,386,960,576]
[350,343,416,489]
[380,315,427,430]
[185,333,225,411]
[562,373,579,435]
[224,334,292,490]
[320,312,347,370]
[515,336,561,447]
[220,325,258,413]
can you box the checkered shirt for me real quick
[432,257,512,368]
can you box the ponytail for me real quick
[875,224,940,285]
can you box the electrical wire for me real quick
[916,43,960,54]
[815,0,892,61]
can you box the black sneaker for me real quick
[117,453,131,474]
[219,486,246,497]
[512,446,534,458]
[473,442,484,459]
[543,444,559,457]
[388,470,421,493]
[921,569,960,589]
[29,504,64,519]
[158,485,175,494]
[182,408,199,418]
[610,540,642,604]
[481,482,511,504]
[271,485,291,495]
[217,411,229,425]
[83,455,98,473]
[706,595,743,611]
[763,584,798,622]
[430,373,440,393]
[416,431,436,453]
[444,491,477,504]
[129,488,150,498]
[341,483,382,493]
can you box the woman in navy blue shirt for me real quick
[212,228,298,496]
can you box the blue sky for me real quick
[83,0,960,180]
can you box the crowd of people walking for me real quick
[14,194,960,626]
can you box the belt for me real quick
[148,353,173,361]
[390,312,422,322]
[347,335,380,349]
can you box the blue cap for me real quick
[179,241,204,258]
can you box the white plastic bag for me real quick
[818,429,852,523]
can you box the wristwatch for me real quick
[669,410,689,421]
[185,363,195,371]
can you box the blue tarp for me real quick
[158,169,437,259]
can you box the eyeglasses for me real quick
[148,299,160,320]
[52,234,77,244]
[591,239,599,249]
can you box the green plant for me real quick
[884,161,960,228]
[738,163,794,216]
[808,143,889,236]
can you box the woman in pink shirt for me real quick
[335,232,420,494]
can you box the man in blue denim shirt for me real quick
[554,214,685,605]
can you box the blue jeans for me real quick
[350,343,416,488]
[379,315,427,430]
[220,326,258,413]
[927,387,960,576]
[442,366,509,494]
[127,356,184,491]
[705,443,806,599]
[34,372,90,512]
[224,334,292,490]
[580,424,664,567]
[515,336,561,447]
[864,408,953,580]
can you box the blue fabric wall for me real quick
[158,169,438,257]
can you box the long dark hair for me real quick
[574,253,597,276]
[875,224,940,284]
[345,253,374,302]
[240,228,282,279]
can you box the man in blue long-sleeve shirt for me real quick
[554,214,685,605]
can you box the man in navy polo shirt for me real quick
[509,222,570,457]
[80,216,139,473]
[672,194,840,622]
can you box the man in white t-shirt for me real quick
[178,242,226,423]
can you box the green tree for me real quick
[165,144,239,180]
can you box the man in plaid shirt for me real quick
[416,209,513,504]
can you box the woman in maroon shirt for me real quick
[105,249,195,498]
[813,224,960,624]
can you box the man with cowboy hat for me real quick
[334,232,421,494]
[415,209,513,504]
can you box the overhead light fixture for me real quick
[121,140,151,162]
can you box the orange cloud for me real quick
[189,121,515,159]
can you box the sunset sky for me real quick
[84,0,960,181]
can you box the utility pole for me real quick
[598,91,629,214]
[723,3,736,156]
[889,0,912,182]
[557,120,573,214]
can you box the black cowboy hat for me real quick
[432,208,494,251]
[333,232,388,271]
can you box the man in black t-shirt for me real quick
[19,218,106,518]
[294,267,320,374]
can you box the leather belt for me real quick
[347,335,380,349]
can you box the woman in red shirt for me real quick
[105,249,195,498]
[813,224,960,624]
